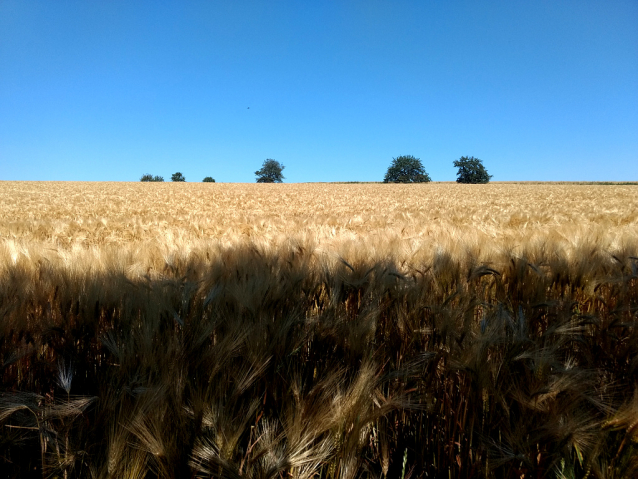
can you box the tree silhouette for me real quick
[140,174,164,182]
[255,159,285,183]
[453,156,492,184]
[383,155,431,183]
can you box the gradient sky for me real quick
[1,1,637,182]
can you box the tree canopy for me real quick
[140,174,164,182]
[202,177,215,183]
[171,172,186,182]
[453,156,492,184]
[383,155,431,183]
[255,159,285,183]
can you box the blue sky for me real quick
[1,1,636,182]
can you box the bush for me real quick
[171,172,186,182]
[255,159,285,183]
[202,177,215,183]
[140,174,164,182]
[383,155,431,183]
[454,156,492,184]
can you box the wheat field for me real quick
[1,181,637,479]
[2,181,637,267]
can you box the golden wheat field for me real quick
[1,181,637,479]
[2,181,637,269]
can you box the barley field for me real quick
[1,182,637,478]
[2,182,637,263]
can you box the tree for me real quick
[202,177,215,183]
[171,172,186,182]
[255,159,285,183]
[140,174,164,182]
[453,156,492,184]
[383,155,431,183]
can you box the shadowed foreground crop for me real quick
[1,241,637,478]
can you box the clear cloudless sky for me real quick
[1,0,637,182]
